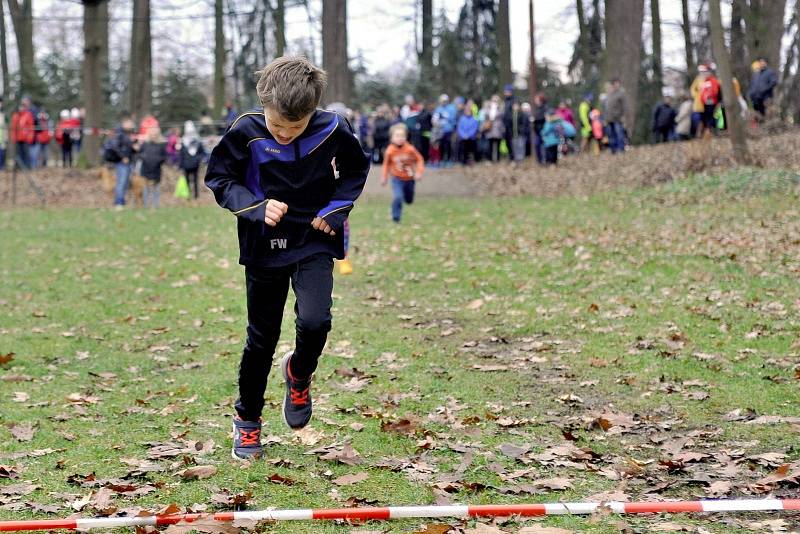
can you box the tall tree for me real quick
[680,0,695,84]
[273,0,286,57]
[650,0,662,98]
[497,0,512,91]
[7,0,45,100]
[418,0,434,97]
[0,0,9,99]
[603,0,644,138]
[528,0,536,102]
[129,0,152,119]
[730,0,749,95]
[322,0,351,104]
[708,0,750,164]
[743,0,787,70]
[214,0,225,118]
[82,0,108,167]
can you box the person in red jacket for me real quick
[10,98,35,169]
[55,109,75,167]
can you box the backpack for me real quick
[700,78,720,106]
[103,137,122,163]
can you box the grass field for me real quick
[1,169,799,533]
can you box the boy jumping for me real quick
[205,56,370,460]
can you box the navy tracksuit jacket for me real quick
[205,109,370,267]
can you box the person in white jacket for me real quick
[674,94,693,141]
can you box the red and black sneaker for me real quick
[281,351,313,429]
[231,416,263,460]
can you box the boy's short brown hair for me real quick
[255,56,327,121]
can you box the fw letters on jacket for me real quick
[205,109,370,267]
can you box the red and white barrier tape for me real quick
[1,499,799,532]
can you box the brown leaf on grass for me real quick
[8,422,36,442]
[0,465,20,479]
[177,465,217,480]
[464,525,506,534]
[498,443,530,459]
[466,298,484,310]
[147,442,188,459]
[412,524,452,534]
[706,480,732,497]
[0,352,14,365]
[332,472,369,486]
[163,518,241,534]
[750,462,800,493]
[650,523,693,532]
[267,473,295,485]
[532,477,573,491]
[11,392,29,403]
[319,443,363,466]
[380,418,420,437]
[0,482,39,495]
[210,490,252,508]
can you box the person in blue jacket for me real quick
[205,56,370,461]
[540,108,576,165]
[433,94,457,166]
[456,104,479,165]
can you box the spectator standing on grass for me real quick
[605,78,627,154]
[540,108,575,166]
[110,115,136,206]
[371,106,391,164]
[555,100,576,128]
[501,84,515,161]
[179,120,206,200]
[674,93,693,141]
[166,127,180,167]
[11,97,35,169]
[521,102,534,157]
[456,103,479,165]
[482,94,505,162]
[55,110,74,167]
[509,101,529,163]
[433,94,457,167]
[689,65,710,137]
[138,127,167,208]
[381,123,424,223]
[578,93,592,153]
[698,66,721,137]
[415,101,433,161]
[652,95,677,143]
[532,93,548,163]
[35,109,52,167]
[0,97,6,170]
[748,57,777,121]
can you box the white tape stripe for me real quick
[390,505,469,518]
[233,510,313,520]
[701,499,783,512]
[76,517,157,528]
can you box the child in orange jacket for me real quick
[381,123,425,223]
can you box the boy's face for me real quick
[390,129,406,145]
[264,107,313,145]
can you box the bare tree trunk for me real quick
[213,0,225,118]
[528,0,536,102]
[129,0,152,120]
[730,0,749,95]
[744,0,787,71]
[497,0,512,91]
[708,0,750,164]
[273,0,285,57]
[604,0,644,138]
[681,0,695,84]
[322,0,350,104]
[0,0,9,99]
[83,0,108,167]
[7,0,43,99]
[418,0,434,95]
[651,0,662,98]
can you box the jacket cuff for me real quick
[317,200,353,219]
[322,210,349,233]
[234,200,267,223]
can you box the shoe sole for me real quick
[281,352,311,430]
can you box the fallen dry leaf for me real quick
[7,423,36,442]
[332,472,368,486]
[177,465,217,480]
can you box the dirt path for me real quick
[359,165,480,199]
